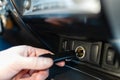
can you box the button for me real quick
[62,40,72,51]
[62,40,68,50]
[106,48,115,65]
[90,44,99,63]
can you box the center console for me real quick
[5,0,120,80]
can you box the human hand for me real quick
[0,45,65,80]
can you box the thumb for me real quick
[19,57,53,70]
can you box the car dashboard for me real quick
[0,0,120,80]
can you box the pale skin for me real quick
[0,45,65,80]
[0,18,71,80]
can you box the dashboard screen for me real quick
[12,0,101,18]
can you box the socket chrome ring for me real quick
[75,46,86,60]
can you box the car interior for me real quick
[0,0,120,80]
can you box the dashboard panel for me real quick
[12,0,101,18]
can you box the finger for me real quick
[13,45,53,57]
[19,57,53,70]
[19,77,31,80]
[22,74,30,78]
[19,70,49,80]
[29,70,35,76]
[36,70,49,80]
[56,61,65,67]
[13,70,30,80]
[26,46,53,57]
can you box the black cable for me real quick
[9,0,53,51]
